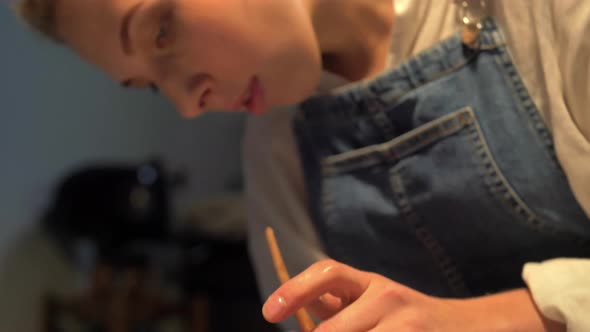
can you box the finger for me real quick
[314,285,391,332]
[367,317,424,332]
[366,317,403,332]
[262,259,371,323]
[306,292,349,320]
[317,277,420,332]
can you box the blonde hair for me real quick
[14,0,63,43]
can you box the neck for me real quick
[304,0,394,81]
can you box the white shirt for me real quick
[244,1,590,330]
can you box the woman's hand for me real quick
[262,259,565,332]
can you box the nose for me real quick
[170,73,216,118]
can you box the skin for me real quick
[262,260,566,332]
[56,0,391,117]
[53,0,566,330]
[56,0,321,117]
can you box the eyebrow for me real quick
[120,2,144,56]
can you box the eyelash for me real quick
[155,12,173,50]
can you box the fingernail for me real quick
[263,296,287,321]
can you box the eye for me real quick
[149,83,159,93]
[155,15,173,50]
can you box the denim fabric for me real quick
[293,18,590,298]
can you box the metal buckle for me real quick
[456,0,487,49]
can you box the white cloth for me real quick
[523,259,590,332]
[244,0,590,330]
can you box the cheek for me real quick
[178,19,260,69]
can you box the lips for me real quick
[243,87,254,106]
[231,76,265,114]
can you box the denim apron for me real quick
[293,18,590,298]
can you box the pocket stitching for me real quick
[319,104,590,244]
[389,169,472,297]
[321,107,475,176]
[466,113,590,245]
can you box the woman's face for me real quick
[57,0,323,117]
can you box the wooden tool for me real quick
[265,227,316,332]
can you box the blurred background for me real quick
[1,5,278,332]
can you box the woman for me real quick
[16,0,590,330]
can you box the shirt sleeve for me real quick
[242,110,327,331]
[523,259,590,331]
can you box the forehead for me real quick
[56,0,140,78]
